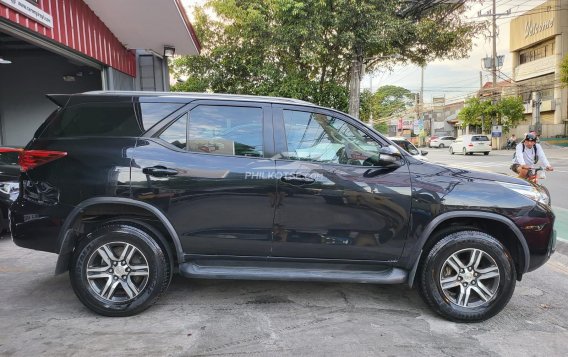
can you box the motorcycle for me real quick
[506,139,517,150]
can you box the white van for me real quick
[449,135,492,155]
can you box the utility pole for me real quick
[420,65,424,121]
[480,71,484,134]
[532,91,542,134]
[491,0,497,100]
[479,0,510,144]
[479,1,510,107]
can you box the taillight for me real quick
[468,144,474,147]
[0,147,67,172]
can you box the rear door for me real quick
[270,105,412,262]
[131,100,276,257]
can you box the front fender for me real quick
[405,210,529,287]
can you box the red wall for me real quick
[1,0,135,76]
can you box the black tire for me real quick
[484,152,489,156]
[462,148,467,155]
[439,143,445,149]
[70,224,171,317]
[418,230,516,322]
[450,147,454,155]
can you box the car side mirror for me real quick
[421,150,428,156]
[365,146,402,167]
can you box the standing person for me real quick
[510,132,553,178]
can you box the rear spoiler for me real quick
[46,94,71,107]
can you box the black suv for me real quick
[7,91,555,321]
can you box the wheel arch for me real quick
[407,211,529,287]
[55,197,183,274]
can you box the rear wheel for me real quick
[70,224,171,316]
[462,148,467,155]
[418,230,516,322]
[484,152,489,156]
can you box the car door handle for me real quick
[142,166,178,177]
[281,174,315,185]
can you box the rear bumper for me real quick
[10,198,74,254]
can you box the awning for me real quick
[446,113,459,124]
[83,0,201,56]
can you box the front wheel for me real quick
[418,230,516,322]
[439,143,445,149]
[450,147,454,155]
[70,224,171,316]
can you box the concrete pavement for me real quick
[1,235,568,356]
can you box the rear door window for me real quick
[158,105,265,157]
[138,103,184,131]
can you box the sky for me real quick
[361,0,549,105]
[183,0,549,105]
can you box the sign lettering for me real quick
[525,19,554,38]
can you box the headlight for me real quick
[496,181,550,206]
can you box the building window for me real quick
[519,40,554,65]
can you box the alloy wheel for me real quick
[86,241,150,302]
[439,248,500,308]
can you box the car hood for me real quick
[426,162,528,186]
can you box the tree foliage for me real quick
[458,96,525,133]
[561,53,568,87]
[359,85,412,133]
[372,85,414,119]
[171,0,484,115]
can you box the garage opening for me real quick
[0,31,102,147]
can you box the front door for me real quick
[131,101,276,257]
[271,106,412,262]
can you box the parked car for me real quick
[426,135,438,147]
[4,92,555,322]
[449,134,492,155]
[429,136,456,148]
[387,137,429,161]
[0,150,20,233]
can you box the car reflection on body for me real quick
[387,137,429,161]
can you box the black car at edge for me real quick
[4,91,556,321]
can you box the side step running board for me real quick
[179,261,407,284]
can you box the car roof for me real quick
[47,91,314,107]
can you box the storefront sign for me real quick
[525,19,554,38]
[1,0,53,28]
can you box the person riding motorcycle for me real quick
[510,132,553,179]
[506,134,517,150]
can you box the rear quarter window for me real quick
[41,102,142,138]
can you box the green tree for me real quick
[561,53,568,86]
[458,96,524,133]
[496,96,525,133]
[371,85,414,119]
[343,1,485,117]
[172,1,484,116]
